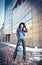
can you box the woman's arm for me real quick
[23,27,27,32]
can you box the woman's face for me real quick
[21,24,24,29]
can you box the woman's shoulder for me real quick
[17,28,20,32]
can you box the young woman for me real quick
[13,22,27,61]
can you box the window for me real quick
[13,12,32,33]
[26,12,32,22]
[26,19,32,30]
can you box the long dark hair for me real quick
[18,22,26,30]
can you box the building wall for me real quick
[3,0,13,42]
[4,6,13,34]
[4,0,42,47]
[0,23,4,42]
[32,1,42,47]
[11,0,33,45]
[10,0,42,47]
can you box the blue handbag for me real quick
[17,46,23,52]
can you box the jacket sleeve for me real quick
[16,28,20,39]
[23,28,27,36]
[23,27,27,32]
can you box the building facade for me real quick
[4,0,42,47]
[0,23,4,42]
[4,0,13,42]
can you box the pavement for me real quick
[0,42,42,65]
[2,42,42,52]
[0,43,29,65]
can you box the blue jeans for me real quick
[13,39,26,61]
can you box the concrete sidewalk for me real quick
[2,42,42,52]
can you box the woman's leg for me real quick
[13,39,21,61]
[22,39,26,61]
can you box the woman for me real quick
[13,22,27,61]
